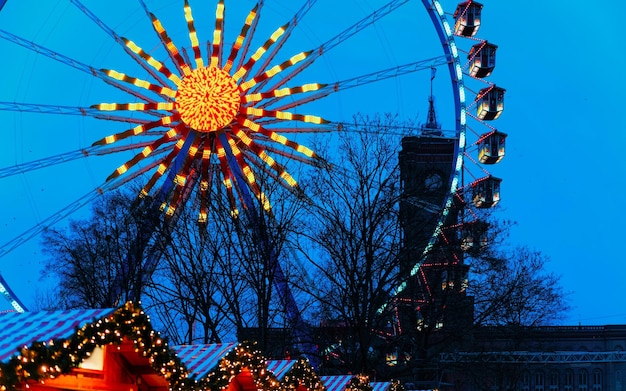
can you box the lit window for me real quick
[78,346,104,371]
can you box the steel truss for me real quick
[440,351,626,364]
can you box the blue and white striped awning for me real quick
[172,343,238,379]
[320,375,355,391]
[0,308,116,363]
[371,382,393,391]
[266,359,297,380]
[0,308,389,391]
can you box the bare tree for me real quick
[295,114,404,375]
[140,166,311,348]
[438,236,570,391]
[143,201,236,344]
[40,188,157,308]
[470,243,569,328]
[38,117,570,388]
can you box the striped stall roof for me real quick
[0,308,117,363]
[172,343,238,379]
[371,382,392,391]
[320,375,355,391]
[266,359,297,380]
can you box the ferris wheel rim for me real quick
[385,0,467,300]
[0,0,497,315]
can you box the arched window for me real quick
[535,371,545,391]
[521,371,531,391]
[564,370,574,391]
[549,371,559,391]
[579,369,588,391]
[592,369,602,391]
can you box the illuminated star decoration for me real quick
[92,0,328,222]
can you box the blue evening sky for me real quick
[0,0,624,324]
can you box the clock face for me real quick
[424,172,443,191]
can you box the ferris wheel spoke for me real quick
[0,101,148,124]
[0,148,98,179]
[162,135,202,217]
[215,136,240,216]
[136,0,184,76]
[0,273,27,312]
[0,149,167,259]
[208,0,225,68]
[247,0,317,88]
[232,3,263,73]
[225,133,271,212]
[258,0,411,94]
[245,155,302,197]
[232,22,290,84]
[266,56,448,112]
[0,29,160,103]
[223,3,258,73]
[106,124,185,182]
[0,187,104,259]
[240,108,328,126]
[91,114,179,146]
[232,124,298,190]
[69,0,172,87]
[183,0,204,69]
[0,141,159,179]
[250,151,300,192]
[101,69,176,101]
[254,124,337,133]
[260,143,327,169]
[198,138,216,224]
[218,132,265,216]
[140,140,185,199]
[109,150,169,191]
[147,12,191,77]
[243,82,326,105]
[237,117,320,162]
[240,51,313,93]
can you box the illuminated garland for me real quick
[0,302,191,390]
[280,357,325,391]
[346,375,374,391]
[388,380,405,391]
[202,342,281,391]
[0,302,406,391]
[0,302,300,391]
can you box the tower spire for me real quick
[422,67,442,137]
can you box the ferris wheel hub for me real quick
[175,66,240,132]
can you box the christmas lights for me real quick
[0,302,406,391]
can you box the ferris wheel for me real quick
[0,0,505,317]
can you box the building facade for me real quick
[397,124,626,391]
[441,325,626,391]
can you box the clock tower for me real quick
[395,96,474,374]
[399,95,457,271]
